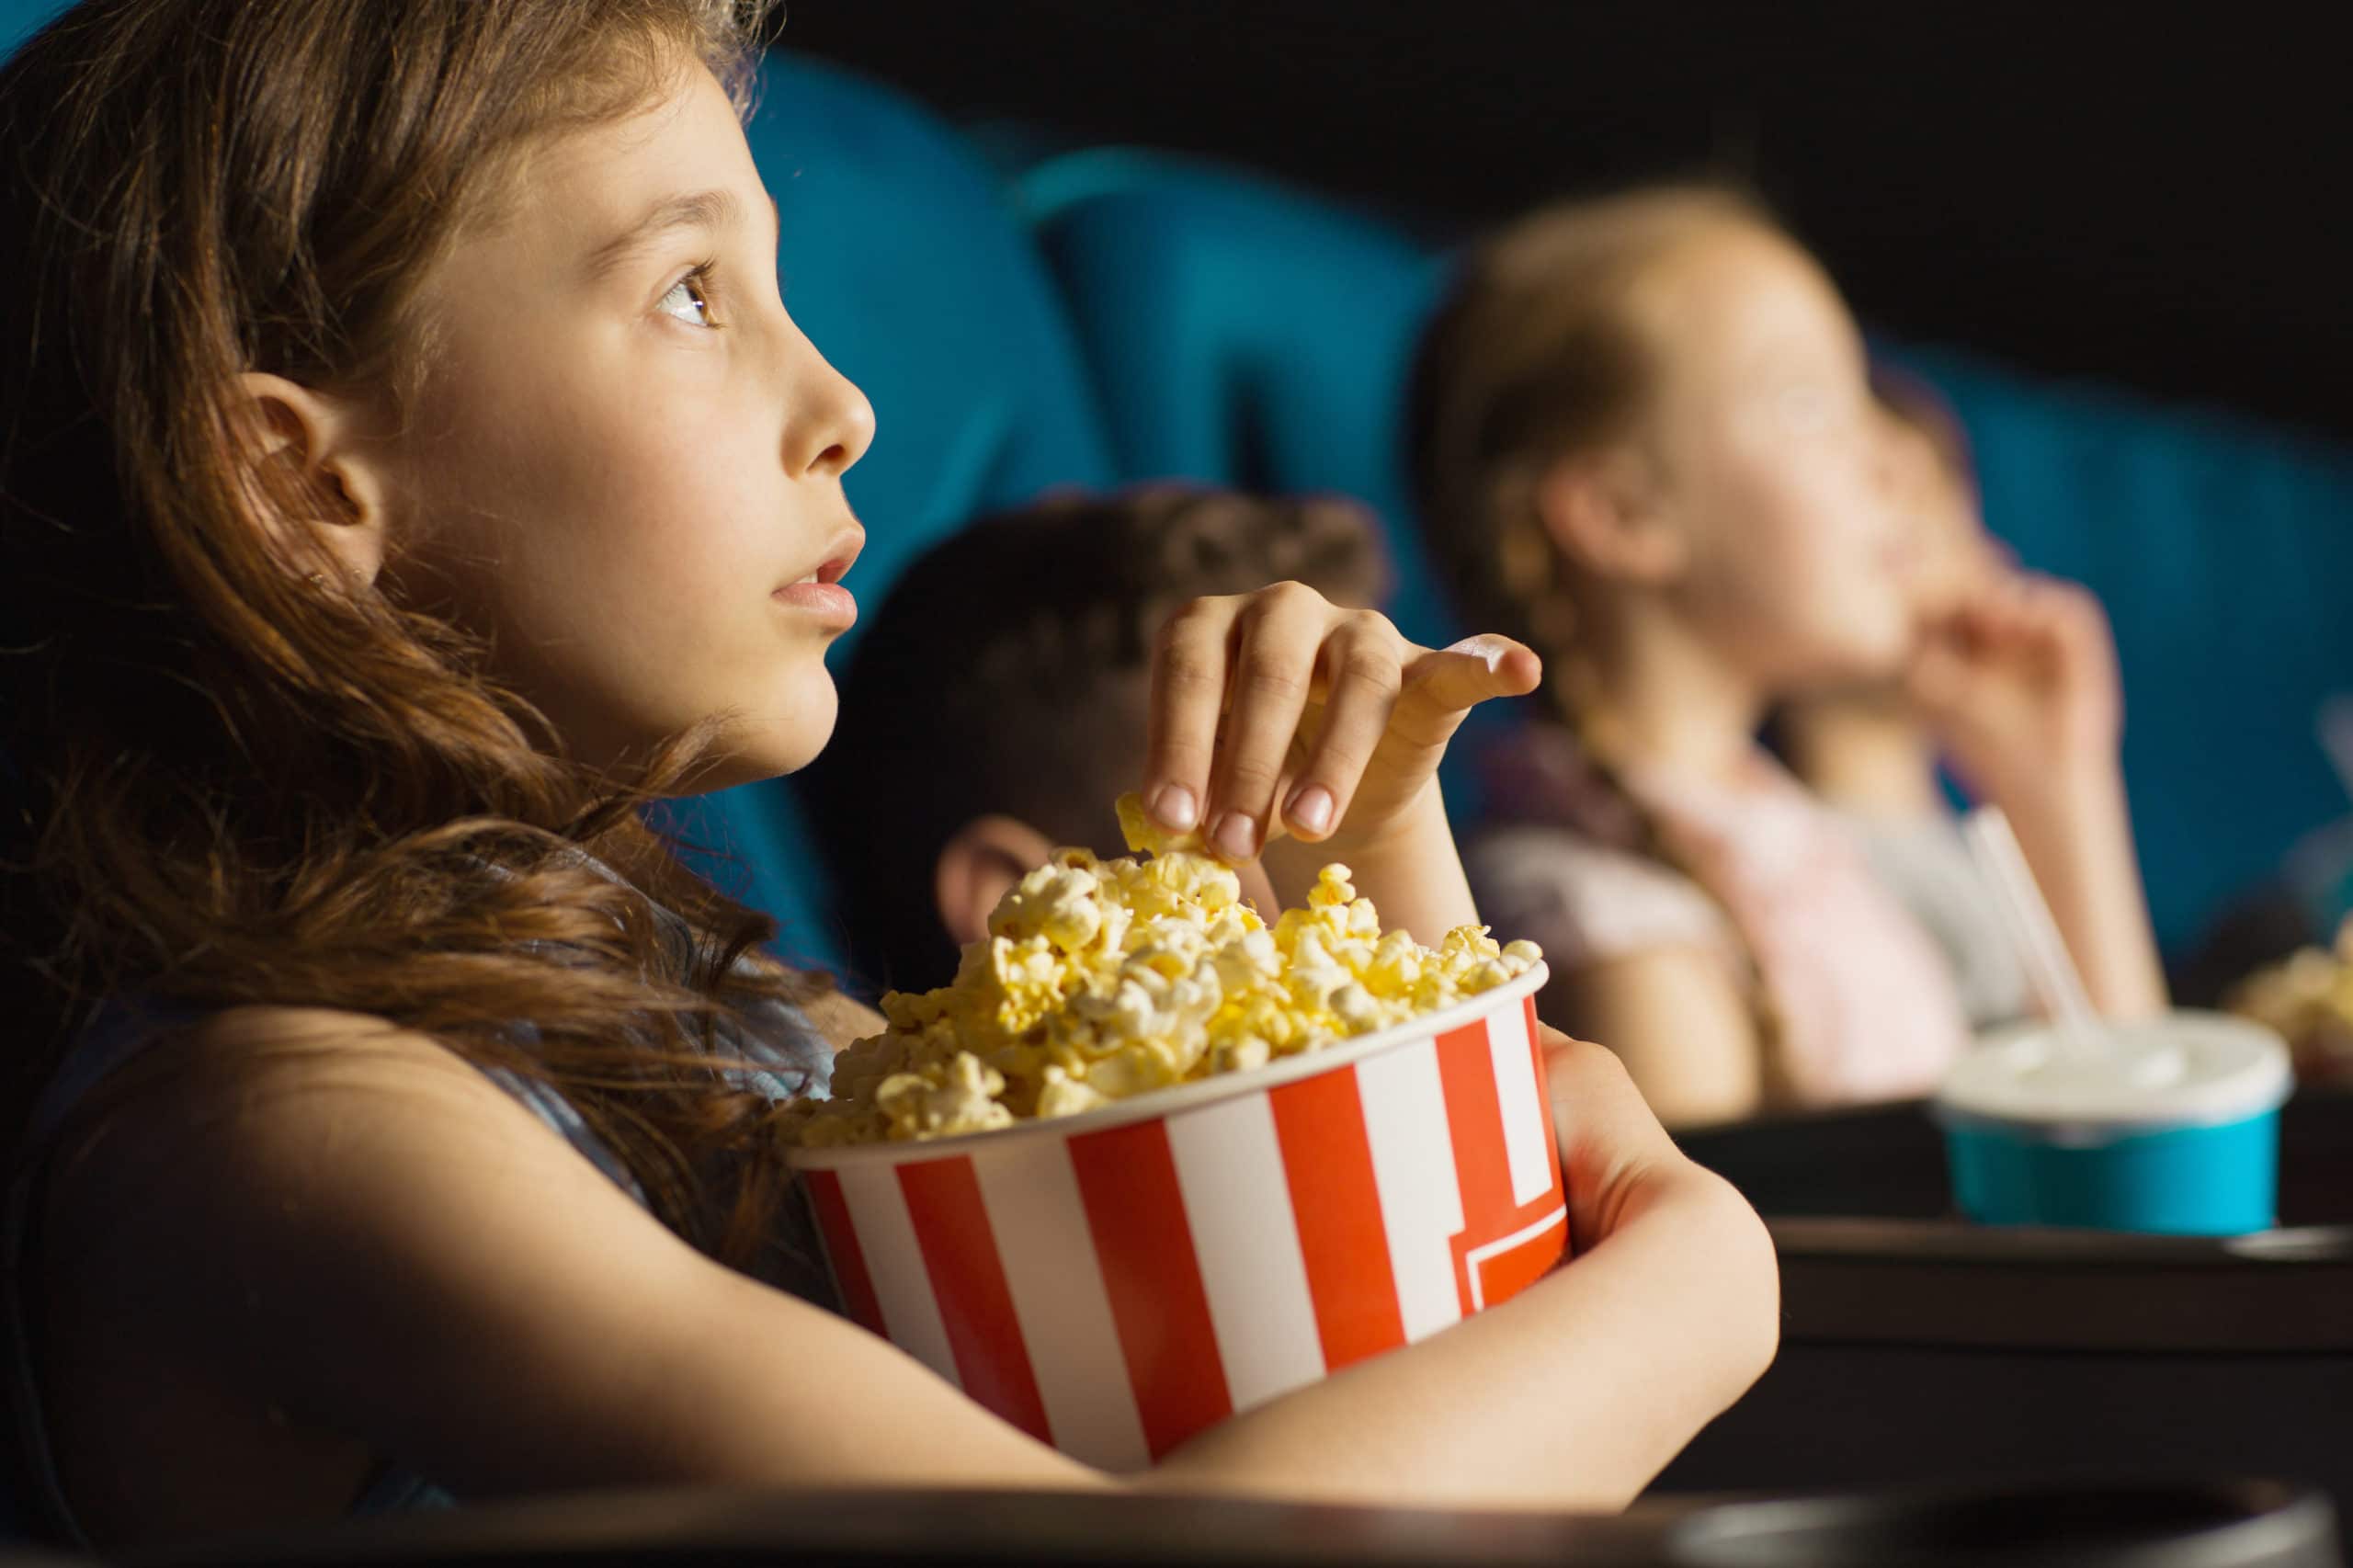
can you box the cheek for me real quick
[1698,449,1911,675]
[395,383,827,770]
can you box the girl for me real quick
[0,2,1776,1551]
[1409,186,2167,1129]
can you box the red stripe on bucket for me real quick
[1437,1016,1566,1312]
[1270,1068,1404,1371]
[801,1169,885,1337]
[897,1155,1053,1444]
[1067,1118,1233,1458]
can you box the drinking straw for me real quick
[1962,805,2105,1060]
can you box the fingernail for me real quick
[1286,784,1335,836]
[1213,811,1258,860]
[1151,783,1199,831]
[1448,634,1508,674]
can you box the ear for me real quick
[1531,447,1688,586]
[934,814,1057,948]
[230,372,394,588]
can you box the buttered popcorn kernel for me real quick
[789,794,1542,1147]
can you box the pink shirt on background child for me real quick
[1466,722,1971,1109]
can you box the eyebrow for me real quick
[581,187,751,279]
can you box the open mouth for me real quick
[788,554,855,588]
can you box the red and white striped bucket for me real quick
[789,962,1564,1469]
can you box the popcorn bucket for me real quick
[788,962,1563,1469]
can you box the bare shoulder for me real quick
[46,1004,614,1278]
[42,1001,1088,1506]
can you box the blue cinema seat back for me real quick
[651,54,1119,971]
[1016,151,2353,952]
[0,0,64,56]
[1018,149,1457,653]
[1889,345,2353,950]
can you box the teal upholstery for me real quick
[1013,151,2353,953]
[0,0,66,57]
[1018,149,1458,650]
[1893,345,2353,948]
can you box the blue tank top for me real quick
[0,880,839,1551]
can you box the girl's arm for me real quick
[58,1006,1775,1530]
[1909,574,2168,1019]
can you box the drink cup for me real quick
[1935,1010,2293,1235]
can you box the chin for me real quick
[1794,621,1913,688]
[678,673,841,794]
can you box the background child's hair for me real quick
[1405,182,1778,666]
[1870,358,1980,505]
[1404,184,1790,1069]
[803,487,1391,994]
[0,0,824,1268]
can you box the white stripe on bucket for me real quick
[1462,1205,1569,1312]
[835,1163,961,1389]
[1166,1090,1326,1412]
[970,1138,1152,1471]
[1354,1039,1465,1343]
[1484,1003,1554,1209]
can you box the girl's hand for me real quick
[1907,570,2123,801]
[1141,582,1541,864]
[1537,1020,1712,1253]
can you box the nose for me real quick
[780,324,877,481]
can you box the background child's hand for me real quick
[1907,570,2124,800]
[1141,582,1541,864]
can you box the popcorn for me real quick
[2229,917,2353,1085]
[788,794,1544,1147]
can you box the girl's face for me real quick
[383,62,875,790]
[1633,225,1913,691]
[1881,403,1997,626]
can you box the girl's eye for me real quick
[658,267,720,329]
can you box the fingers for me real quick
[1143,576,1543,858]
[1389,634,1544,748]
[1204,583,1331,862]
[1279,613,1406,842]
[1142,595,1241,838]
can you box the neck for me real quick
[1777,693,1945,818]
[1562,592,1764,781]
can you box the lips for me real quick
[773,523,864,631]
[782,524,864,592]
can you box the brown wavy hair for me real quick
[0,0,828,1269]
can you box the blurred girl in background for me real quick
[1408,186,2166,1127]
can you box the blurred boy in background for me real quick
[803,487,1390,995]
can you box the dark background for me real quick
[781,1,2350,442]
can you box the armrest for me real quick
[1769,1217,2353,1353]
[125,1478,2342,1568]
[131,1487,1684,1568]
